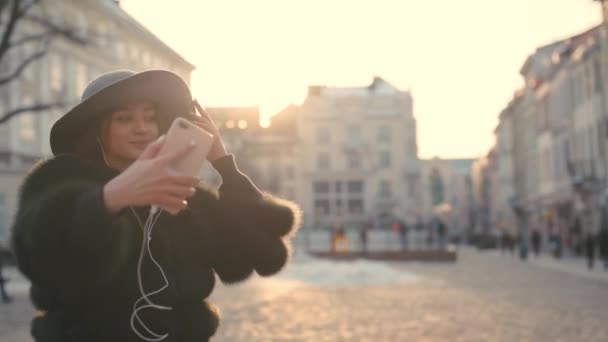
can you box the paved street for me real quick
[1,248,608,341]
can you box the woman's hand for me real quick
[190,100,228,162]
[103,136,200,215]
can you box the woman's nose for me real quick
[133,117,150,132]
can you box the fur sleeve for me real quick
[11,156,132,305]
[194,155,302,284]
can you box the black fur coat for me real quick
[11,153,300,341]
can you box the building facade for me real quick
[0,0,195,243]
[295,77,420,231]
[491,23,608,253]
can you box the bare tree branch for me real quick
[8,30,48,48]
[0,1,23,59]
[0,1,9,18]
[24,12,86,45]
[0,39,47,86]
[0,102,64,125]
[17,0,39,17]
[0,1,90,126]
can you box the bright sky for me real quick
[121,0,601,159]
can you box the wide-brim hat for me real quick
[50,69,194,156]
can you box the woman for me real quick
[11,70,300,341]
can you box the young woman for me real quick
[11,70,300,341]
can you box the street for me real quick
[1,248,608,341]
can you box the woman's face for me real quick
[102,100,160,170]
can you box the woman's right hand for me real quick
[103,136,200,215]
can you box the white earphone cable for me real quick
[97,137,173,341]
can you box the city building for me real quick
[295,77,420,231]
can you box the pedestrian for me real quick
[0,243,11,303]
[426,220,434,248]
[359,224,369,254]
[398,220,408,251]
[437,218,447,250]
[599,209,608,270]
[581,205,600,270]
[500,230,507,254]
[531,228,541,258]
[505,230,515,255]
[11,70,301,341]
[571,216,583,256]
[599,227,608,270]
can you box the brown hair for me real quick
[71,115,107,163]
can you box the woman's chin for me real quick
[127,148,145,160]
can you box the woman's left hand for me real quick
[189,101,228,162]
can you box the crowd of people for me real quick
[329,217,450,253]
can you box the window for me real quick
[19,95,36,143]
[50,54,63,93]
[317,126,330,144]
[115,41,126,59]
[142,51,151,67]
[75,62,88,98]
[379,180,391,198]
[129,44,139,61]
[317,152,330,170]
[19,114,36,143]
[379,151,391,168]
[377,125,391,143]
[285,165,294,180]
[335,181,342,193]
[22,45,35,82]
[314,199,330,216]
[314,181,329,193]
[347,153,361,169]
[336,199,343,215]
[347,181,363,193]
[408,175,417,197]
[346,125,361,143]
[97,22,108,47]
[75,10,88,39]
[347,199,364,214]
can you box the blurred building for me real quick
[420,157,475,240]
[493,102,516,238]
[0,0,194,244]
[493,24,606,251]
[294,77,420,230]
[202,104,299,203]
[201,106,262,185]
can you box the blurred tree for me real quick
[0,0,86,125]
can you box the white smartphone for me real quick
[157,117,214,178]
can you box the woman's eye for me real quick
[114,112,131,122]
[144,112,157,122]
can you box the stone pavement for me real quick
[0,267,33,341]
[478,247,608,283]
[1,248,608,341]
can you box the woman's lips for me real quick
[131,141,150,149]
